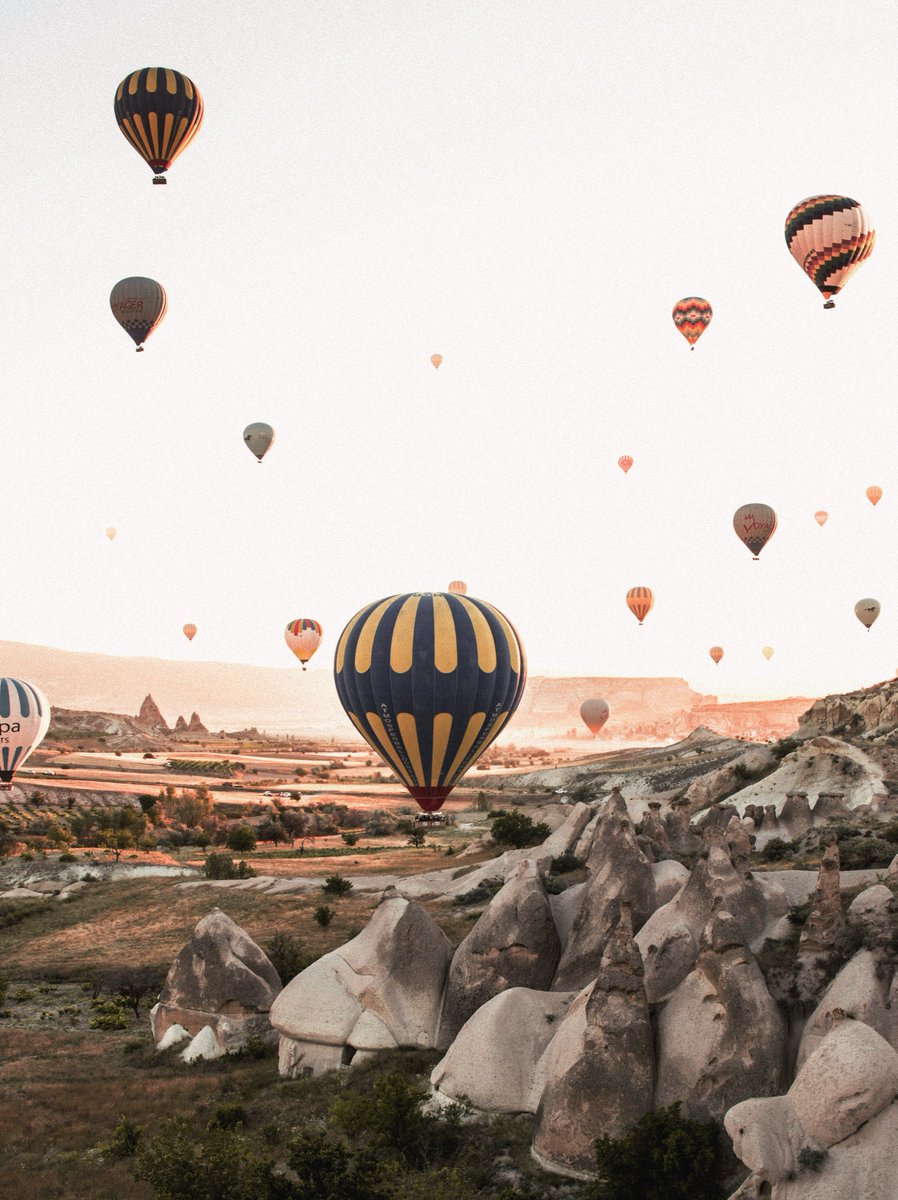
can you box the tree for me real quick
[102,830,135,861]
[489,810,550,849]
[226,824,257,853]
[592,1103,726,1200]
[323,874,353,896]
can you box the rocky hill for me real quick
[799,674,898,740]
[48,695,213,751]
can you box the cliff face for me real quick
[135,694,169,733]
[799,676,898,739]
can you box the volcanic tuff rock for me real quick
[150,908,281,1051]
[431,987,576,1113]
[552,789,655,991]
[135,693,169,732]
[437,859,561,1045]
[655,909,787,1120]
[272,890,452,1077]
[795,840,844,1000]
[796,949,889,1068]
[533,903,653,1175]
[188,711,208,734]
[725,1021,898,1198]
[174,715,189,732]
[798,673,898,738]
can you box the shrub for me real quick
[89,998,129,1030]
[342,832,359,846]
[593,1103,726,1200]
[58,850,76,862]
[323,874,353,896]
[759,837,795,863]
[838,836,895,870]
[107,1114,143,1158]
[266,932,313,984]
[452,878,503,906]
[797,1146,827,1174]
[313,905,334,927]
[226,824,258,853]
[488,810,550,849]
[204,852,255,880]
[0,974,7,1007]
[551,851,584,874]
[133,1113,276,1200]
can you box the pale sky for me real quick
[4,0,898,703]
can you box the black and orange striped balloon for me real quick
[334,592,526,812]
[114,68,204,183]
[785,195,874,308]
[626,586,654,625]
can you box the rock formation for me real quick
[174,715,188,732]
[725,1020,898,1198]
[431,987,575,1113]
[150,908,281,1051]
[188,711,208,734]
[438,859,560,1045]
[552,790,655,991]
[795,840,844,1000]
[135,693,169,733]
[272,890,452,1077]
[799,674,898,739]
[655,909,786,1120]
[533,903,653,1175]
[796,949,889,1068]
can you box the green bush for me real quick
[593,1103,726,1200]
[314,905,334,927]
[58,850,76,863]
[204,853,255,880]
[107,1114,143,1158]
[323,874,353,896]
[266,932,313,984]
[551,851,584,874]
[226,825,258,853]
[0,973,7,1007]
[133,1113,276,1200]
[760,837,794,862]
[342,832,359,846]
[89,998,129,1031]
[488,810,550,849]
[838,836,895,869]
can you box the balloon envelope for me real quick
[448,581,467,595]
[626,587,654,625]
[243,422,275,462]
[733,503,777,559]
[0,678,50,788]
[334,592,526,812]
[285,619,323,670]
[183,624,197,641]
[618,455,633,474]
[785,195,875,307]
[814,511,828,526]
[762,646,774,660]
[105,527,116,541]
[580,698,610,735]
[867,486,883,507]
[431,354,443,369]
[114,67,204,182]
[672,297,712,348]
[110,277,167,350]
[855,598,880,630]
[709,646,724,664]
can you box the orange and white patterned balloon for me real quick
[285,619,323,671]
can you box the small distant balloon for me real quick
[709,646,724,664]
[243,422,275,463]
[814,511,828,526]
[626,587,654,625]
[733,503,777,560]
[448,581,467,595]
[762,646,774,660]
[855,598,880,631]
[431,354,443,369]
[110,277,167,351]
[672,297,712,349]
[618,455,634,474]
[114,67,204,184]
[105,527,117,541]
[867,486,883,507]
[580,698,610,735]
[0,678,51,789]
[285,619,323,671]
[785,195,875,308]
[183,624,197,642]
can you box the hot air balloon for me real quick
[334,591,526,812]
[183,624,197,642]
[855,598,880,631]
[762,646,774,660]
[709,646,724,664]
[285,619,323,671]
[448,581,467,595]
[110,277,167,351]
[431,354,443,369]
[105,527,117,541]
[618,455,633,474]
[733,503,777,560]
[0,678,51,789]
[114,67,204,184]
[815,511,828,526]
[626,587,654,625]
[672,297,712,349]
[867,486,883,507]
[580,698,610,735]
[785,196,875,308]
[243,423,275,463]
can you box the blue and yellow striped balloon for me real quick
[334,592,526,812]
[0,677,50,788]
